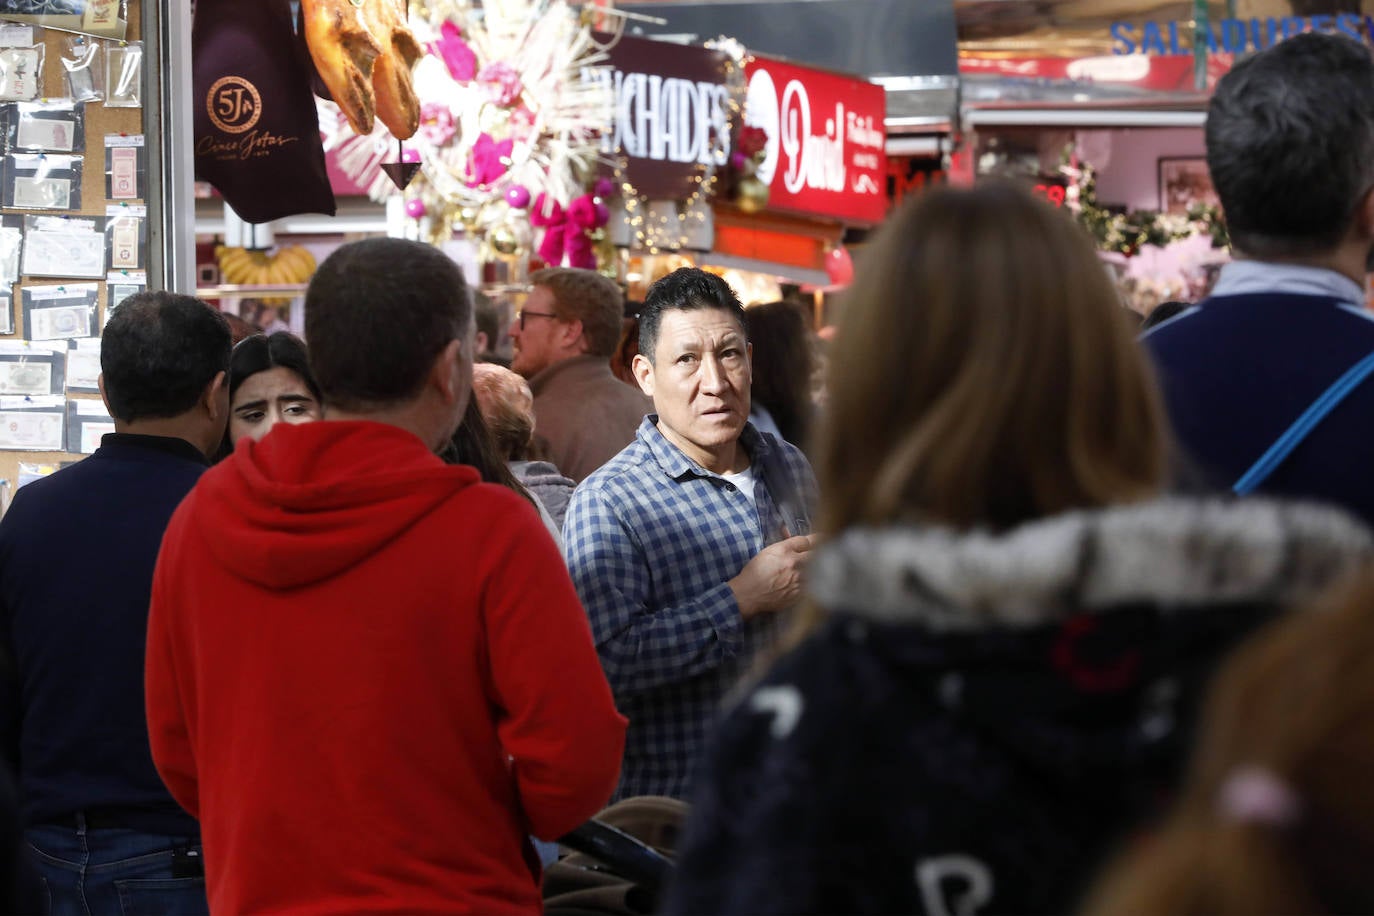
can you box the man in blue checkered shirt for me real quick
[564,268,818,801]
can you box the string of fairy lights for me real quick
[614,35,747,256]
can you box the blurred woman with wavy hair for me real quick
[662,183,1372,915]
[1086,568,1374,915]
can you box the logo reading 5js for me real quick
[207,77,262,134]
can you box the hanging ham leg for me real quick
[301,0,382,135]
[361,0,423,140]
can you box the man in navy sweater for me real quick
[0,292,230,914]
[1145,33,1374,529]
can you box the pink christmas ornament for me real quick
[593,177,617,199]
[404,198,427,219]
[401,147,422,164]
[505,185,532,209]
[826,246,854,286]
[593,202,610,228]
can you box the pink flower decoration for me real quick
[465,133,514,188]
[418,103,456,146]
[477,61,524,108]
[568,194,599,230]
[431,21,477,82]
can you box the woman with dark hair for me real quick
[662,183,1372,915]
[223,333,322,452]
[743,300,815,449]
[609,302,643,388]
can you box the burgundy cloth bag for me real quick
[192,0,336,222]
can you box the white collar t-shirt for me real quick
[722,465,757,506]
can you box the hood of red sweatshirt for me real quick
[193,421,479,590]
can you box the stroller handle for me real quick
[556,820,674,893]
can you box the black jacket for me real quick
[0,434,207,836]
[663,498,1371,915]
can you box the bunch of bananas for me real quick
[216,245,317,287]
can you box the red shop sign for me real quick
[743,56,888,224]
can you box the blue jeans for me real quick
[25,816,207,916]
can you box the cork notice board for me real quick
[0,0,145,504]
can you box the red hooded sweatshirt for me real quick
[145,421,626,914]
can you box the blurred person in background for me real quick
[473,290,510,367]
[662,183,1372,916]
[1086,568,1374,915]
[610,300,642,388]
[221,311,261,344]
[508,268,650,482]
[472,362,576,531]
[743,300,816,450]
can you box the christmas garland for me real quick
[1060,150,1229,256]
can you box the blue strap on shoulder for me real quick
[1234,350,1374,495]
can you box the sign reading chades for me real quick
[743,56,887,224]
[587,34,734,201]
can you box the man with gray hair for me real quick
[1145,32,1374,527]
[508,267,649,482]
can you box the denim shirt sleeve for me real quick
[564,486,746,696]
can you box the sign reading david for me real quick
[743,56,887,224]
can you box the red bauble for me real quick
[826,246,854,287]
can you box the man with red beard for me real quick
[508,268,649,482]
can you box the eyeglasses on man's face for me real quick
[515,310,559,330]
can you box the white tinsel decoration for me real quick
[322,0,614,220]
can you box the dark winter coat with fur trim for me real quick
[662,499,1372,916]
